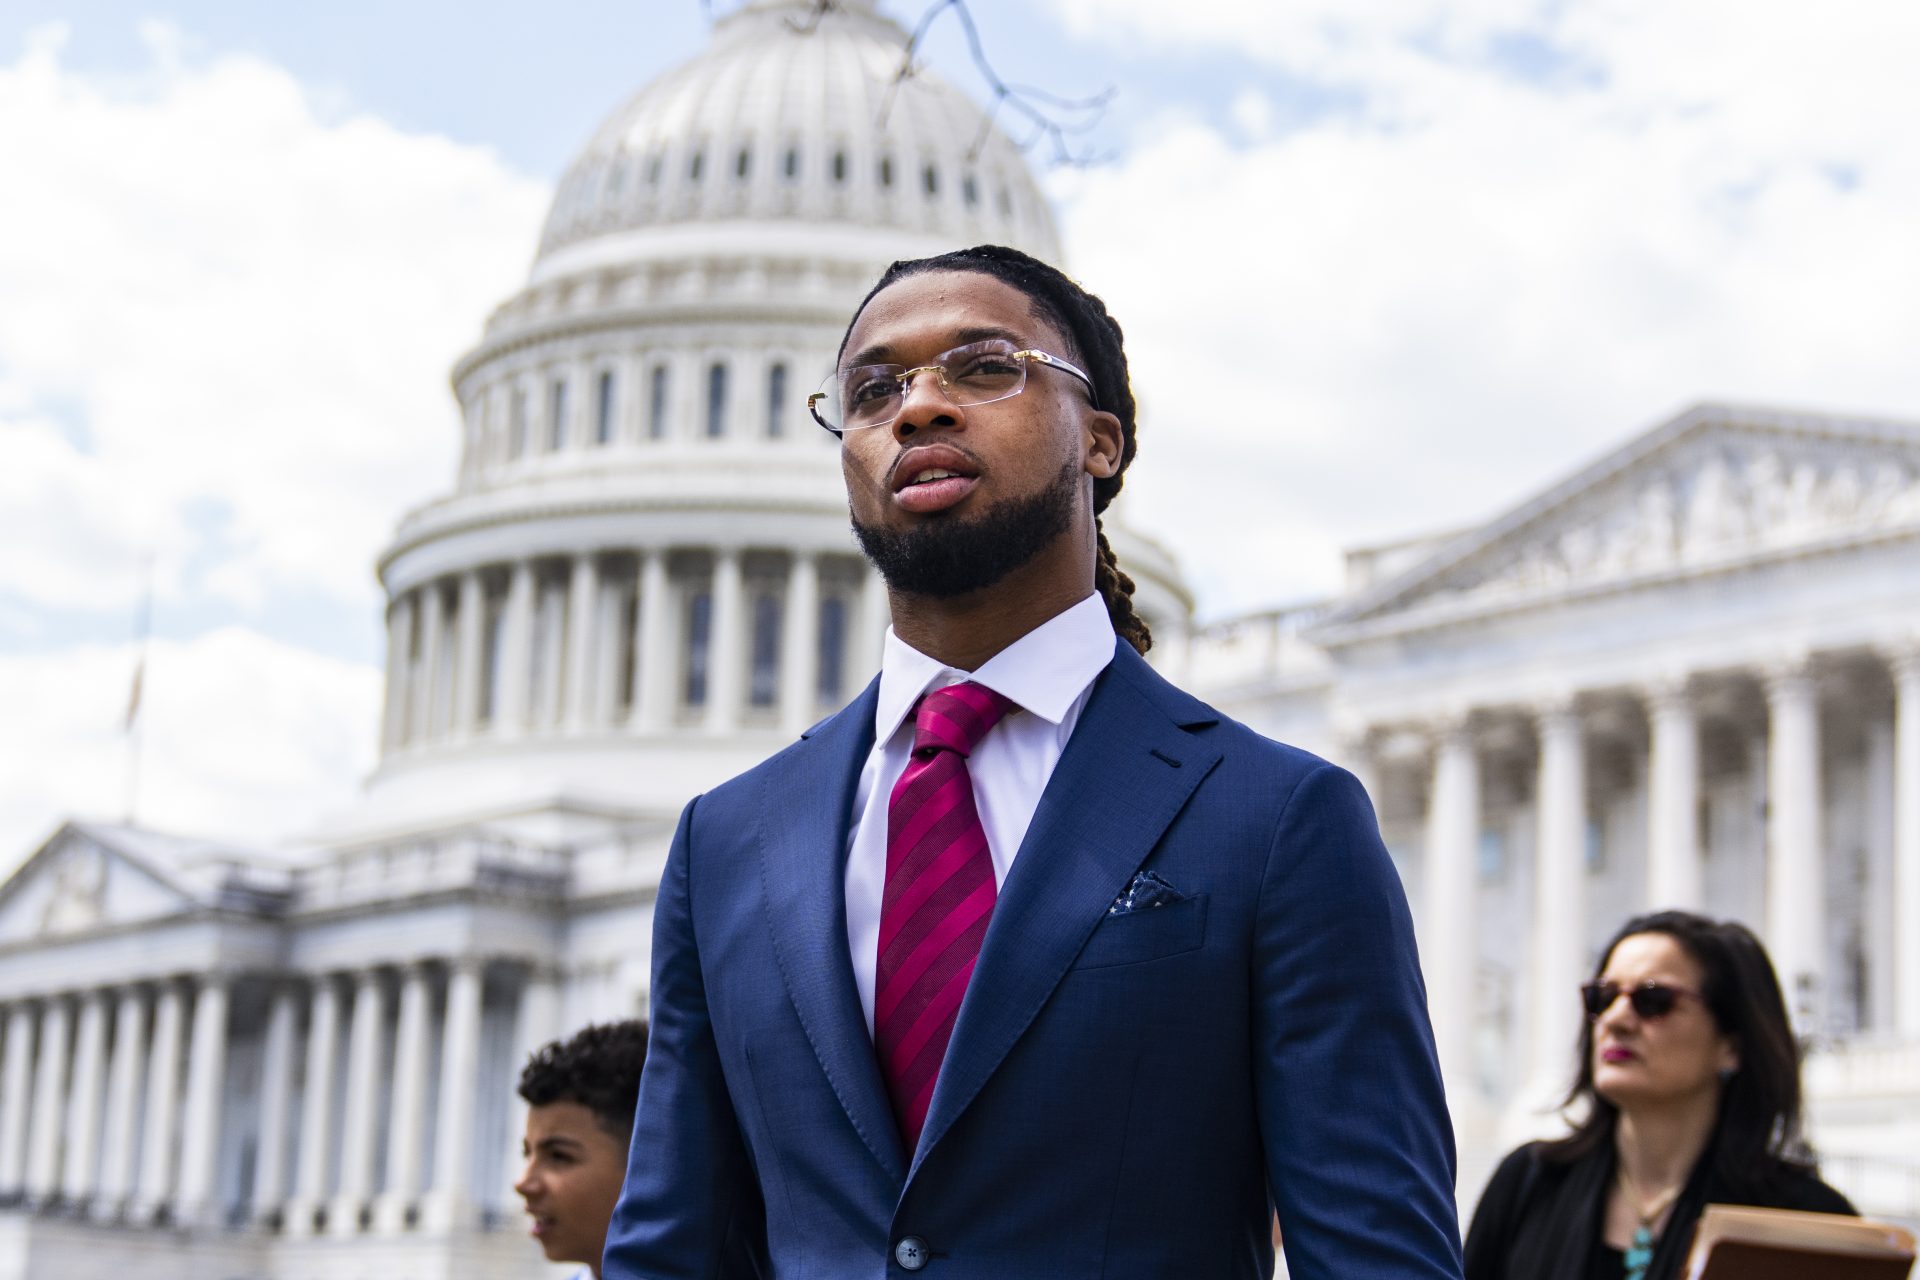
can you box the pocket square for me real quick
[1108,869,1186,916]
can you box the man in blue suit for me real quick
[604,245,1464,1278]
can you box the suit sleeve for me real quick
[603,797,767,1279]
[1252,763,1465,1280]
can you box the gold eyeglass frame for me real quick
[808,342,1098,435]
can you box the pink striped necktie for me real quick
[874,680,1015,1152]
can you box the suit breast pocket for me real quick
[1071,894,1209,970]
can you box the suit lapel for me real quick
[755,678,908,1182]
[910,645,1223,1178]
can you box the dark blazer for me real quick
[604,641,1464,1279]
[1464,1138,1857,1280]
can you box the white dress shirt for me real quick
[844,592,1116,1034]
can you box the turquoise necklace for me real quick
[1616,1167,1684,1280]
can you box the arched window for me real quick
[832,150,848,183]
[649,364,671,439]
[595,370,616,445]
[735,147,751,179]
[509,387,529,458]
[706,362,729,438]
[817,596,848,706]
[548,377,568,451]
[479,584,506,725]
[878,156,894,188]
[605,162,625,199]
[962,173,978,206]
[647,153,664,184]
[784,147,800,180]
[749,592,782,708]
[684,591,711,707]
[766,362,788,438]
[923,164,939,197]
[689,149,705,181]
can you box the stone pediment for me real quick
[1319,404,1920,639]
[0,822,270,946]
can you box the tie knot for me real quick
[911,681,1014,758]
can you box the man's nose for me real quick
[892,368,963,440]
[513,1161,541,1200]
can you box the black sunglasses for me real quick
[1580,980,1703,1021]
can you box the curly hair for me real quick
[517,1019,650,1141]
[838,244,1152,654]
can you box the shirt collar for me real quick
[873,592,1117,745]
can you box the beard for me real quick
[852,456,1079,599]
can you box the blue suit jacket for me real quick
[605,642,1464,1279]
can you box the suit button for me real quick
[894,1236,930,1270]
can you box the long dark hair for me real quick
[837,244,1151,654]
[1544,910,1815,1191]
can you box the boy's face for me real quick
[515,1100,629,1272]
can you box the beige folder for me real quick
[1685,1205,1916,1280]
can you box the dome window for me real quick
[923,164,939,197]
[878,156,894,188]
[548,377,569,451]
[706,362,729,438]
[766,362,788,438]
[998,186,1013,217]
[647,153,664,184]
[962,173,978,206]
[595,370,616,445]
[735,146,752,179]
[649,365,671,439]
[832,150,848,183]
[605,163,626,199]
[684,590,712,707]
[783,147,800,180]
[748,592,781,708]
[690,149,705,181]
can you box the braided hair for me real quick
[839,245,1152,654]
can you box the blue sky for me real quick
[2,0,1917,857]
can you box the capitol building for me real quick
[1,0,1917,1275]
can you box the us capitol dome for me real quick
[359,0,1194,845]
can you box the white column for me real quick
[856,567,889,681]
[0,1003,36,1194]
[375,963,432,1233]
[502,965,563,1200]
[97,987,146,1213]
[1646,679,1702,910]
[423,958,484,1231]
[1764,661,1825,1033]
[1528,702,1587,1100]
[250,983,298,1224]
[62,989,108,1204]
[1891,649,1920,1036]
[452,571,486,737]
[133,981,184,1219]
[25,995,72,1201]
[634,550,675,732]
[286,974,340,1236]
[495,560,536,736]
[706,548,746,732]
[176,974,230,1225]
[330,968,386,1236]
[381,594,416,750]
[780,552,821,736]
[565,554,600,730]
[412,582,446,743]
[1422,719,1480,1102]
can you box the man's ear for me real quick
[1083,410,1123,480]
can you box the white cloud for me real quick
[0,628,380,873]
[0,23,548,620]
[1049,1,1920,615]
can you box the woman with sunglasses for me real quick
[1463,909,1854,1280]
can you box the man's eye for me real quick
[847,377,898,406]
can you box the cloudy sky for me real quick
[2,0,1916,862]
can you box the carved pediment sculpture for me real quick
[38,841,109,936]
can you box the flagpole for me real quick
[123,557,154,827]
